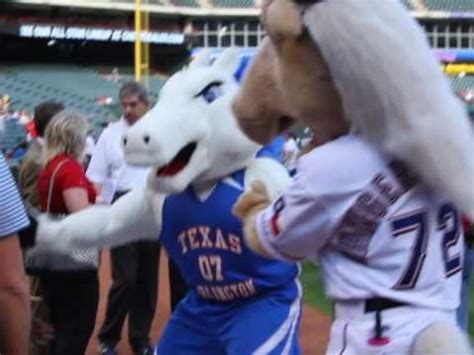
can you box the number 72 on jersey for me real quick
[391,203,462,290]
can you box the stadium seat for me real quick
[422,0,474,11]
[449,75,474,117]
[450,75,474,94]
[0,64,168,138]
[0,118,27,153]
[400,0,415,10]
[171,0,199,7]
[211,0,255,8]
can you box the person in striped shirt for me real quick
[0,152,30,355]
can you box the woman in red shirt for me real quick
[37,110,99,355]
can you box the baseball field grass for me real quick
[300,262,474,337]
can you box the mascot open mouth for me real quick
[156,142,197,177]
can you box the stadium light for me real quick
[135,0,142,82]
[218,26,228,37]
[135,0,150,86]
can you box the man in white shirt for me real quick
[83,134,95,169]
[86,82,160,355]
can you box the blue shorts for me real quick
[156,280,302,354]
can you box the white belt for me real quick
[334,300,454,323]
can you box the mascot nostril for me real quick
[143,134,150,144]
[122,137,127,147]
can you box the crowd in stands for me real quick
[0,95,99,170]
[0,65,167,159]
[0,96,35,165]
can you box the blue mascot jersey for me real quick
[160,169,298,303]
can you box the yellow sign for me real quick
[443,64,474,74]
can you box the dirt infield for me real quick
[85,250,331,355]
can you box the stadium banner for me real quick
[413,10,474,19]
[9,23,185,45]
[435,49,474,63]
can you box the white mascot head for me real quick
[122,48,260,193]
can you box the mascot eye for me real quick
[196,81,223,104]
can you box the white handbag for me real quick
[25,159,99,271]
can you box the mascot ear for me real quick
[213,47,241,75]
[265,0,304,39]
[189,49,212,69]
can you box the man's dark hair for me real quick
[34,100,65,137]
[119,81,149,103]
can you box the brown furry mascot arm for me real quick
[233,146,363,262]
[233,181,273,258]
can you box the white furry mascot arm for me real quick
[36,187,163,251]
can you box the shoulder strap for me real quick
[46,159,71,213]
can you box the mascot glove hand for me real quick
[35,214,64,251]
[233,180,271,221]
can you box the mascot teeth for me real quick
[156,142,197,177]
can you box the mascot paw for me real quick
[262,0,304,40]
[233,180,271,220]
